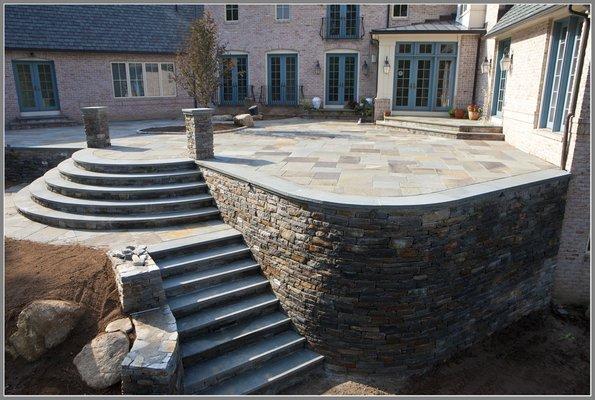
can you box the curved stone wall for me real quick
[200,165,569,375]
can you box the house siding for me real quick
[5,50,194,124]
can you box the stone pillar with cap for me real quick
[81,106,111,148]
[183,108,214,160]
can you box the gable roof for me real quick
[4,5,203,54]
[486,4,563,37]
[371,20,485,35]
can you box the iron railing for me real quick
[214,84,255,106]
[258,85,304,106]
[319,16,365,39]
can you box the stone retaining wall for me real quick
[200,166,569,375]
[5,146,78,186]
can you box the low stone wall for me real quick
[5,146,78,186]
[200,165,569,375]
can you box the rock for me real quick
[105,317,133,334]
[212,114,233,122]
[233,113,254,127]
[8,300,84,362]
[73,332,130,389]
[253,113,264,120]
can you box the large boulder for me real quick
[212,114,233,122]
[105,317,133,334]
[7,300,84,362]
[73,331,130,389]
[233,113,254,127]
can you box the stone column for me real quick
[183,108,214,160]
[373,98,391,121]
[81,106,111,148]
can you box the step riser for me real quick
[384,119,503,133]
[159,248,253,279]
[149,235,245,260]
[45,182,207,200]
[31,195,214,215]
[59,171,204,186]
[250,359,324,395]
[172,282,270,318]
[188,340,306,394]
[384,120,460,133]
[179,300,279,339]
[73,159,197,174]
[165,265,260,297]
[182,320,292,365]
[380,124,505,141]
[18,208,219,230]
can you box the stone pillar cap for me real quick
[182,108,214,115]
[81,106,107,113]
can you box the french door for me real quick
[491,38,511,117]
[220,55,248,105]
[326,53,358,105]
[13,61,60,112]
[393,42,456,111]
[268,54,297,105]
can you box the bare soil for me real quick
[285,308,590,395]
[4,238,124,395]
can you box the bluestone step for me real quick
[176,292,279,338]
[148,228,243,259]
[44,169,207,200]
[183,331,305,393]
[72,148,197,173]
[156,242,252,278]
[162,258,260,296]
[168,275,270,317]
[181,312,292,363]
[199,348,324,395]
[58,158,203,186]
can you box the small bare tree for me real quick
[175,12,226,107]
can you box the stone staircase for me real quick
[147,230,324,395]
[7,115,79,130]
[14,148,220,229]
[377,116,505,140]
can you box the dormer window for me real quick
[392,4,408,18]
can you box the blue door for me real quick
[13,61,60,112]
[326,5,360,39]
[326,53,358,105]
[220,55,248,105]
[491,39,511,117]
[393,42,456,111]
[268,54,297,105]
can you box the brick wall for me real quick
[387,4,456,27]
[201,166,569,374]
[474,14,591,304]
[5,50,194,124]
[453,34,479,108]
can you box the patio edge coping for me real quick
[196,157,570,210]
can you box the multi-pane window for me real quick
[225,5,238,21]
[276,5,290,20]
[111,62,176,98]
[541,16,582,131]
[393,5,408,17]
[327,5,360,39]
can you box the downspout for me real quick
[386,5,390,28]
[561,5,590,170]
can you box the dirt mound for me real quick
[5,238,124,395]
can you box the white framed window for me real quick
[458,4,469,18]
[392,4,408,18]
[275,5,290,21]
[111,62,176,98]
[225,4,238,21]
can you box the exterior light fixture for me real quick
[315,60,321,75]
[500,52,513,72]
[362,60,369,76]
[480,57,492,74]
[383,56,390,74]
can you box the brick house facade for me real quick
[474,4,591,304]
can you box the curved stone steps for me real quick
[58,158,203,186]
[28,177,214,215]
[15,186,220,229]
[44,169,207,200]
[72,148,196,173]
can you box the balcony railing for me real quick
[258,85,305,106]
[213,84,255,106]
[320,16,365,40]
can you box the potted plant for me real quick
[383,110,391,118]
[448,108,455,118]
[453,108,465,119]
[467,104,482,120]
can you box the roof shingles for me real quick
[487,4,561,37]
[5,5,203,54]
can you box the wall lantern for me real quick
[362,60,369,76]
[314,60,321,75]
[480,57,492,74]
[383,57,391,74]
[500,52,513,72]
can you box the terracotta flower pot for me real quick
[468,111,481,121]
[383,110,391,118]
[454,109,465,119]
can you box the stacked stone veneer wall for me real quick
[5,147,78,185]
[201,167,569,374]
